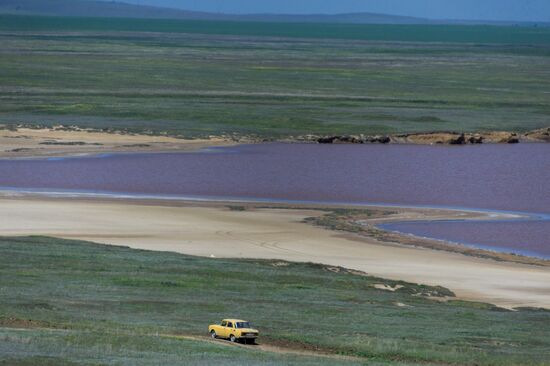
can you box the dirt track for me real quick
[161,334,362,361]
[0,324,358,361]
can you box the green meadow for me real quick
[2,15,550,44]
[1,236,549,365]
[0,15,549,137]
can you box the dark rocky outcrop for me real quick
[317,136,339,144]
[449,133,466,145]
[366,135,391,144]
[317,135,391,144]
[468,134,484,144]
[295,127,549,145]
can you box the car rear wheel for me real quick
[230,334,237,343]
[210,330,217,339]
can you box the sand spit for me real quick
[0,126,233,158]
[0,196,549,310]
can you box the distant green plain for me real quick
[3,15,550,44]
[1,236,549,365]
[0,14,549,137]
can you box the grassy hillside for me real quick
[2,1,547,26]
[1,236,549,365]
[0,0,430,24]
[0,15,549,138]
[0,0,221,20]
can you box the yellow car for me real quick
[208,319,259,344]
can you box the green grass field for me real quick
[1,236,549,365]
[0,15,550,45]
[0,15,549,137]
[3,15,550,44]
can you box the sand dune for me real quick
[1,196,549,309]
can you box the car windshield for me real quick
[236,322,251,329]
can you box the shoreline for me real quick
[287,127,550,145]
[1,187,548,265]
[1,126,549,159]
[1,193,549,309]
[377,222,550,261]
[0,126,236,159]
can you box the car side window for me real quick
[227,322,233,328]
[221,321,227,327]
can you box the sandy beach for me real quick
[1,195,549,309]
[0,127,233,158]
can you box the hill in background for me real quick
[1,0,536,25]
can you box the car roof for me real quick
[222,319,248,323]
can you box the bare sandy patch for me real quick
[0,196,549,309]
[0,127,233,158]
[374,284,404,292]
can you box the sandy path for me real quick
[162,334,362,362]
[1,197,549,309]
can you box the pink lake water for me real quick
[0,143,548,258]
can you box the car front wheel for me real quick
[210,330,217,339]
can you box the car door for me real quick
[225,321,234,338]
[218,320,228,338]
